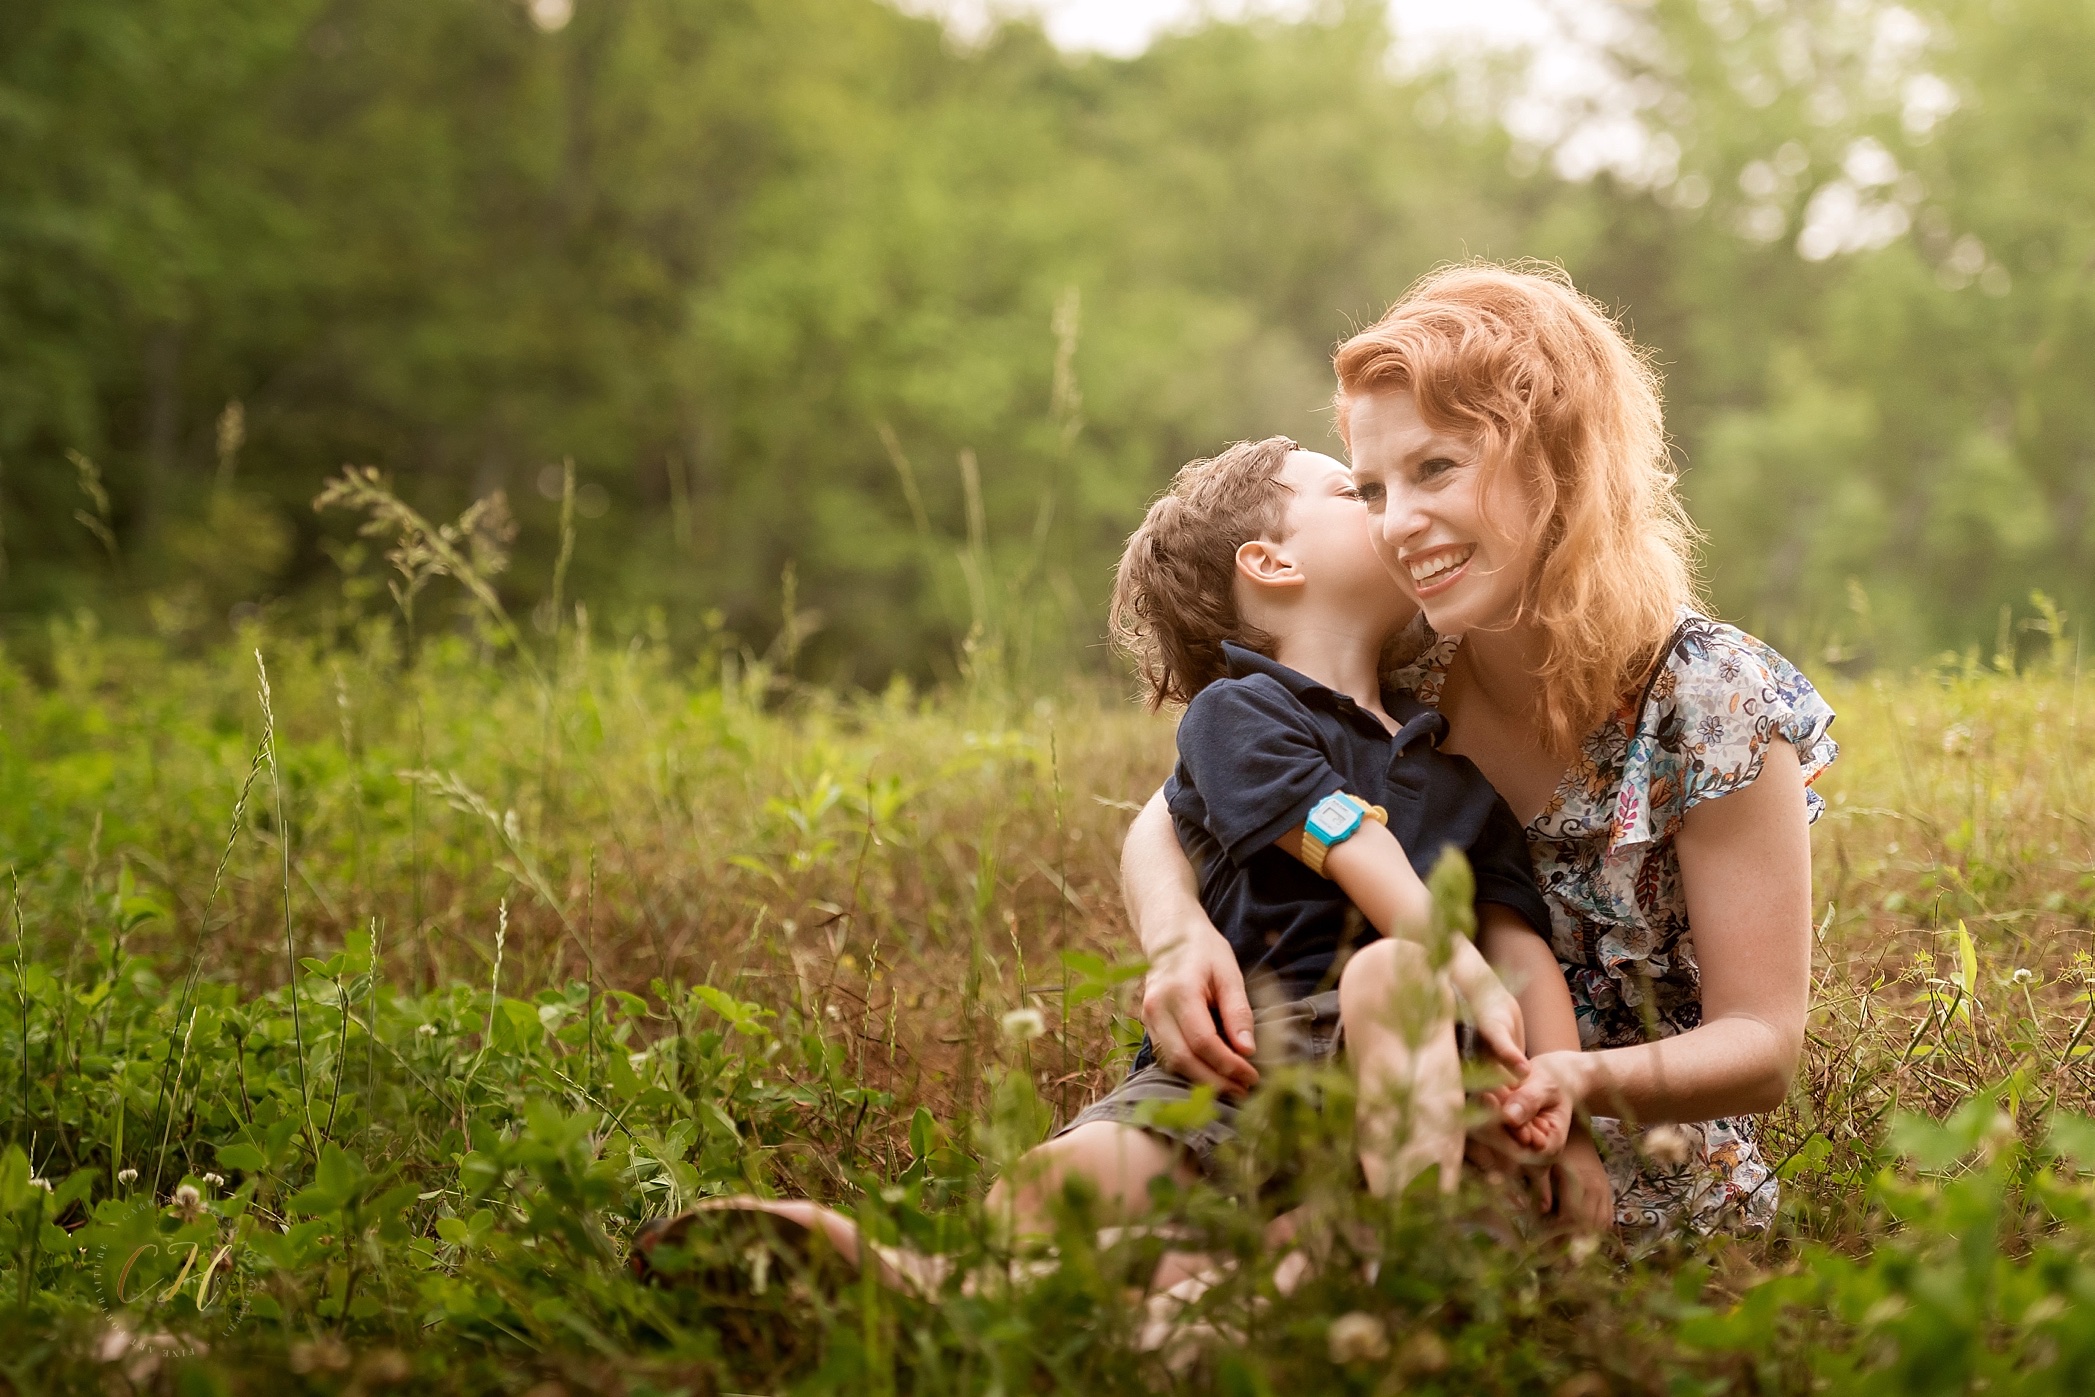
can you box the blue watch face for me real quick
[1307,794,1358,839]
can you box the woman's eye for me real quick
[1355,481,1384,505]
[1417,456,1459,482]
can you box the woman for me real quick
[1126,262,1836,1234]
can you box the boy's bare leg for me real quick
[1339,937,1464,1195]
[986,1121,1196,1245]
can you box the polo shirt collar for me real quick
[1218,642,1444,750]
[1220,642,1329,701]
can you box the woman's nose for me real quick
[1377,486,1427,548]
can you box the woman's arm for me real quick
[1502,741,1813,1127]
[1123,791,1261,1095]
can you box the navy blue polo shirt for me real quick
[1160,643,1551,1008]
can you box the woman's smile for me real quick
[1402,542,1475,594]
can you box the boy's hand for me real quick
[1141,923,1260,1097]
[1448,942,1527,1075]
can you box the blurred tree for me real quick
[1598,0,2095,660]
[0,0,2087,676]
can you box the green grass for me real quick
[2,594,2094,1394]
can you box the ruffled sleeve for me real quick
[1609,616,1838,850]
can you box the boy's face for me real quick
[1267,450,1415,627]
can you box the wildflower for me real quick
[29,1176,53,1193]
[289,1337,351,1375]
[1398,1330,1450,1374]
[1327,1311,1390,1364]
[1642,1124,1695,1169]
[356,1349,414,1387]
[116,1168,139,1186]
[1000,1007,1047,1042]
[202,1172,226,1188]
[170,1184,204,1222]
[2013,967,2035,985]
[95,1324,135,1364]
[417,1022,439,1036]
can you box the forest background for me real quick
[4,0,2092,681]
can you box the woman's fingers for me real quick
[1148,982,1258,1096]
[1213,965,1258,1059]
[1496,1069,1560,1127]
[1144,940,1261,1095]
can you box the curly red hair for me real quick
[1334,262,1703,752]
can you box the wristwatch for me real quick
[1298,791,1389,877]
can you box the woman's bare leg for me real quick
[1339,937,1463,1195]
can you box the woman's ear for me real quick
[1235,538,1305,592]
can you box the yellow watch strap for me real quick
[1298,793,1388,877]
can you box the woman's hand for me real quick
[1124,791,1261,1096]
[1495,1048,1585,1146]
[1140,922,1261,1097]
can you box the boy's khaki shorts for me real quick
[1052,989,1344,1172]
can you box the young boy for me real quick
[991,436,1581,1235]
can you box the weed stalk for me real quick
[258,650,319,1165]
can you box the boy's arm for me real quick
[1286,821,1526,1071]
[1475,908,1611,1228]
[1475,908,1575,1057]
[1475,907,1576,1157]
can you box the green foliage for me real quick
[0,580,2089,1387]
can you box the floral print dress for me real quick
[1392,611,1838,1237]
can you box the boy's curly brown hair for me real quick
[1109,436,1299,710]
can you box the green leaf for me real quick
[2045,1113,2095,1170]
[0,1145,30,1211]
[1135,1085,1220,1134]
[215,1144,268,1173]
[910,1106,940,1161]
[52,1167,99,1214]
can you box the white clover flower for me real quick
[170,1184,204,1222]
[2013,967,2036,985]
[1000,1007,1047,1042]
[417,1023,439,1037]
[95,1324,135,1364]
[202,1172,225,1188]
[1642,1124,1696,1169]
[1327,1311,1390,1364]
[116,1168,139,1186]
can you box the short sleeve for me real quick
[1611,618,1839,849]
[1169,677,1345,866]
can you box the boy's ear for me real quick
[1235,538,1304,592]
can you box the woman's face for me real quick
[1345,388,1540,638]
